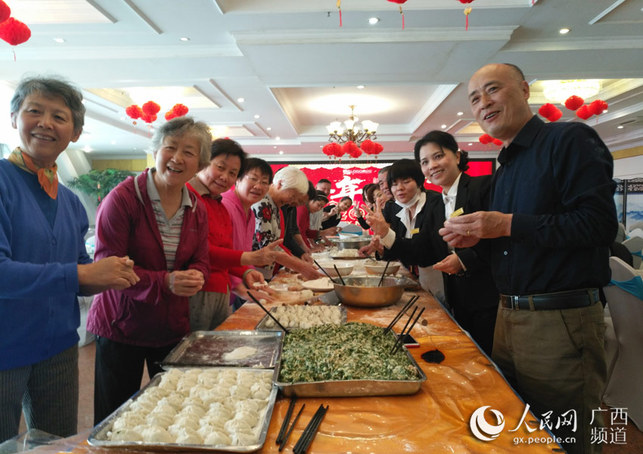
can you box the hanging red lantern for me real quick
[164,111,176,121]
[323,143,342,158]
[141,113,158,124]
[171,103,189,117]
[478,133,493,144]
[547,108,563,122]
[589,99,608,116]
[492,138,504,146]
[342,141,362,159]
[142,101,161,116]
[538,103,557,119]
[0,1,11,24]
[125,105,143,120]
[564,95,584,111]
[576,105,593,120]
[0,17,31,46]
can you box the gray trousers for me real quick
[0,345,78,443]
[189,290,231,332]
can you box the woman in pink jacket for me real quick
[87,117,211,424]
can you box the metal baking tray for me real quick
[275,335,427,398]
[88,368,279,452]
[161,330,282,369]
[255,305,347,331]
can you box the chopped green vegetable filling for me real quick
[279,322,420,382]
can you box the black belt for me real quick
[499,288,599,311]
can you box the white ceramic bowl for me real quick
[317,262,353,277]
[364,261,401,276]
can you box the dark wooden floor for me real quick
[18,341,643,452]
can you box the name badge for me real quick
[411,228,420,235]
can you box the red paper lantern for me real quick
[0,1,11,24]
[458,0,474,3]
[538,103,557,119]
[323,143,342,157]
[479,133,493,145]
[589,99,608,116]
[343,141,362,159]
[125,105,143,120]
[576,105,593,120]
[0,17,31,46]
[492,138,504,146]
[564,95,584,111]
[388,0,407,3]
[171,103,189,117]
[547,108,563,122]
[164,111,176,121]
[142,101,161,116]
[141,113,157,124]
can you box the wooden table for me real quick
[30,288,559,453]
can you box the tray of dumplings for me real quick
[255,304,347,331]
[161,331,282,369]
[89,367,278,452]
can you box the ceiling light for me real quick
[441,124,447,129]
[53,37,65,43]
[180,37,190,42]
[279,150,284,155]
[368,17,380,25]
[254,114,260,119]
[617,125,624,129]
[559,28,570,35]
[82,145,93,153]
[543,79,601,104]
[273,146,277,149]
[327,105,378,147]
[267,127,272,131]
[237,97,245,103]
[276,136,281,140]
[357,85,365,90]
[457,112,464,116]
[468,143,473,146]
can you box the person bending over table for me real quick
[87,117,211,425]
[297,190,329,250]
[440,63,617,454]
[0,76,138,442]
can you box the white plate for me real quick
[301,277,335,292]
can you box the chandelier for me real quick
[326,105,378,145]
[542,79,601,104]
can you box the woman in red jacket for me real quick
[87,117,211,424]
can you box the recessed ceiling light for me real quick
[559,28,570,35]
[357,85,365,89]
[53,37,65,43]
[441,124,447,129]
[254,114,260,119]
[275,136,281,140]
[457,112,464,116]
[180,37,190,42]
[110,140,116,145]
[468,143,473,146]
[368,17,379,25]
[617,125,624,129]
[237,97,245,103]
[267,127,272,131]
[82,145,93,153]
[279,150,284,155]
[273,146,277,149]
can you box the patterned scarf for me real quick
[7,147,59,199]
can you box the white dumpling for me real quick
[129,399,154,414]
[180,404,206,419]
[200,414,227,429]
[109,428,143,442]
[224,418,253,434]
[172,414,200,431]
[157,394,183,409]
[235,399,262,413]
[207,402,233,419]
[146,412,174,428]
[203,430,232,446]
[231,431,258,447]
[233,410,259,428]
[111,411,145,431]
[174,427,202,444]
[251,386,271,400]
[140,426,173,443]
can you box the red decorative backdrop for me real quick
[270,161,494,224]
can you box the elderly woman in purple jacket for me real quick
[87,117,211,424]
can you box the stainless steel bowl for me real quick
[330,236,371,250]
[333,276,405,307]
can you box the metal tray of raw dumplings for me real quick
[88,367,278,452]
[255,304,347,331]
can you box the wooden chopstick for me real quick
[384,295,418,332]
[246,291,290,334]
[293,404,328,454]
[333,264,346,285]
[378,260,391,287]
[275,397,297,445]
[278,402,305,451]
[313,259,338,284]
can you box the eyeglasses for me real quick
[244,174,270,187]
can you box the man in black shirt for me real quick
[441,63,617,454]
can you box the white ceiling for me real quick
[0,0,642,162]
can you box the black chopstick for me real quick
[390,305,418,354]
[384,295,418,332]
[393,307,426,354]
[333,264,345,285]
[276,397,297,445]
[278,403,305,451]
[313,259,338,284]
[246,291,290,334]
[293,404,328,454]
[378,260,391,287]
